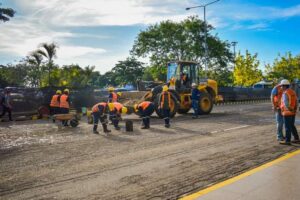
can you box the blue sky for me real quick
[1,0,300,73]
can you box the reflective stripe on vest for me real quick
[113,102,123,112]
[111,92,118,102]
[92,102,107,113]
[139,101,151,111]
[281,88,297,116]
[273,84,283,107]
[161,92,171,108]
[60,94,69,108]
[50,95,60,107]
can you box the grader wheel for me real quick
[154,93,179,118]
[198,93,213,115]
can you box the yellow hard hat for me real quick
[162,85,169,92]
[64,88,69,93]
[56,90,62,95]
[108,87,115,92]
[117,92,122,97]
[121,107,128,114]
[108,103,114,111]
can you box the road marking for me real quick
[224,125,250,132]
[179,149,300,200]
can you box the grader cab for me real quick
[141,61,222,118]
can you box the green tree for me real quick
[111,57,145,86]
[233,51,263,87]
[26,51,44,87]
[265,52,300,82]
[37,42,58,86]
[0,3,15,23]
[131,16,233,83]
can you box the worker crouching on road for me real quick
[135,101,154,129]
[50,90,61,123]
[279,79,300,145]
[271,81,284,141]
[92,102,111,134]
[59,89,70,126]
[158,85,171,128]
[109,102,127,130]
[191,83,200,119]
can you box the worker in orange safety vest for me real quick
[158,85,172,128]
[59,89,70,126]
[279,79,300,145]
[271,81,284,141]
[134,101,154,129]
[91,102,111,134]
[50,90,61,122]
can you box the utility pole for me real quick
[186,0,221,77]
[231,41,238,69]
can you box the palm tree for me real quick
[27,51,43,87]
[37,43,58,86]
[0,4,15,23]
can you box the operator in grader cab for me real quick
[158,85,172,128]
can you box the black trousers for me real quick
[0,106,12,121]
[60,107,69,126]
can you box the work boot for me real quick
[279,141,291,145]
[192,115,198,119]
[93,125,99,134]
[102,124,111,133]
[165,124,170,128]
[141,125,147,129]
[291,139,300,144]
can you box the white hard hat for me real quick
[280,79,290,85]
[192,83,197,87]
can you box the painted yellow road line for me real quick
[180,149,300,200]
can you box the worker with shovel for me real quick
[91,102,111,134]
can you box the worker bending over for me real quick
[59,89,70,126]
[50,90,61,122]
[135,101,154,129]
[280,79,300,145]
[158,85,172,128]
[109,102,127,130]
[91,102,111,134]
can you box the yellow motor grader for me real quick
[132,61,223,118]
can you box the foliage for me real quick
[233,51,263,87]
[110,57,145,86]
[131,16,233,83]
[0,3,15,23]
[265,52,300,82]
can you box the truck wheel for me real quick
[178,107,191,114]
[154,93,179,118]
[198,93,213,115]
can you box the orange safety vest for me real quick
[60,94,70,109]
[160,92,171,108]
[113,102,123,112]
[139,101,152,111]
[50,95,60,107]
[92,102,107,113]
[281,88,297,116]
[111,92,118,102]
[273,84,283,108]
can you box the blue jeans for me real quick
[275,110,284,140]
[284,115,299,142]
[192,100,199,116]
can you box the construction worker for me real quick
[108,87,118,103]
[191,83,200,119]
[91,102,111,134]
[279,79,300,145]
[50,90,61,122]
[109,102,127,130]
[169,77,176,90]
[158,85,172,128]
[59,89,70,126]
[135,101,155,129]
[0,88,13,121]
[271,81,284,141]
